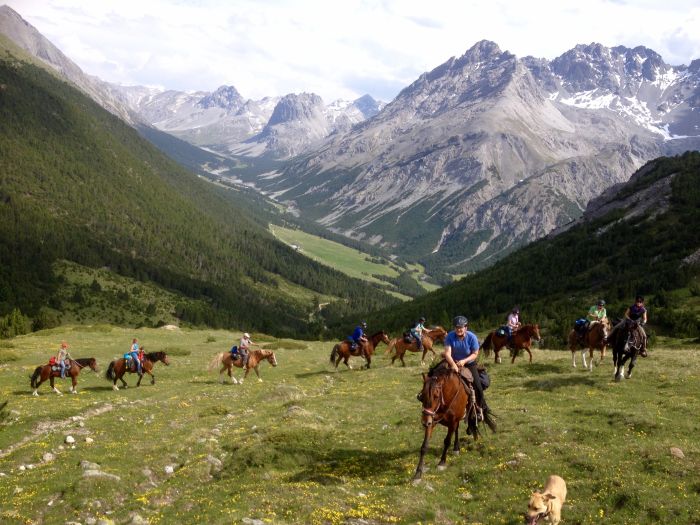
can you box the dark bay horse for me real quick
[413,366,481,482]
[386,327,448,366]
[481,324,542,364]
[208,349,277,383]
[30,358,98,396]
[105,351,170,390]
[608,319,646,382]
[568,318,611,370]
[329,331,390,369]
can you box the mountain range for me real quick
[3,5,699,278]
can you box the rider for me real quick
[576,299,607,340]
[351,321,369,356]
[239,332,259,369]
[505,307,521,343]
[56,341,71,379]
[443,316,490,419]
[411,316,427,351]
[129,338,142,374]
[625,296,648,357]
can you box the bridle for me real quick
[421,373,461,427]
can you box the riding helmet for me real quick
[597,299,606,306]
[453,315,468,327]
[361,320,367,328]
[512,307,520,313]
[419,316,426,322]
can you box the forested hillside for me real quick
[0,49,397,338]
[355,153,700,343]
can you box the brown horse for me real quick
[481,324,542,364]
[386,327,448,366]
[30,358,98,396]
[568,318,611,370]
[207,349,278,383]
[413,366,481,482]
[329,331,390,369]
[105,351,170,390]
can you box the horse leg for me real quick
[400,353,406,367]
[626,355,638,379]
[511,348,518,364]
[70,375,78,394]
[412,425,433,482]
[420,348,427,367]
[51,376,62,396]
[365,355,371,369]
[588,348,595,371]
[525,348,533,364]
[571,349,577,368]
[33,374,45,396]
[579,348,586,369]
[438,425,455,471]
[452,425,460,455]
[136,372,144,387]
[344,355,352,370]
[254,366,262,383]
[494,348,501,364]
[120,373,128,388]
[148,370,155,385]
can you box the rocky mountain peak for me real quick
[352,94,382,118]
[198,85,244,110]
[266,93,325,127]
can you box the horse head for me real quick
[370,331,390,346]
[86,358,99,372]
[265,351,278,367]
[530,324,542,341]
[147,351,170,365]
[419,372,444,428]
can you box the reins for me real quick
[423,372,464,425]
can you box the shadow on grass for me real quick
[284,446,416,486]
[295,370,342,379]
[80,385,118,392]
[521,375,597,391]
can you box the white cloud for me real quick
[6,0,700,101]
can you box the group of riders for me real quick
[343,294,649,425]
[574,296,648,357]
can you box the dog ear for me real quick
[543,494,557,501]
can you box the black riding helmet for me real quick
[360,320,367,328]
[597,299,606,306]
[453,315,468,327]
[418,316,426,322]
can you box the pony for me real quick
[608,319,646,382]
[481,324,542,364]
[105,351,170,390]
[207,349,277,383]
[30,358,98,396]
[413,365,490,482]
[386,327,448,366]
[568,318,611,370]
[329,331,390,369]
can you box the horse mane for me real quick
[145,351,165,361]
[369,331,385,338]
[74,357,95,367]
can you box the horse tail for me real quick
[483,410,497,433]
[105,361,116,381]
[481,333,493,357]
[385,338,396,356]
[207,352,225,372]
[30,366,42,388]
[330,344,339,364]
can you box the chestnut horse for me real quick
[207,349,277,383]
[105,351,170,390]
[568,318,611,370]
[413,366,482,482]
[481,324,542,364]
[329,331,390,369]
[30,358,98,396]
[386,327,448,366]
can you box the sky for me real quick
[6,0,700,102]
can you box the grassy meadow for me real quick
[0,326,699,524]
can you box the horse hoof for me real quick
[113,385,119,391]
[452,450,460,456]
[614,375,622,382]
[257,378,263,383]
[71,390,78,394]
[411,477,422,485]
[437,464,447,471]
[32,390,38,397]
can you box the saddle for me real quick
[496,326,507,337]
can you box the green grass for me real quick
[1,326,699,524]
[270,225,401,284]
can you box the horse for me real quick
[481,324,542,364]
[386,327,448,366]
[568,318,611,370]
[207,349,278,383]
[105,351,170,390]
[608,319,646,382]
[413,365,485,482]
[30,358,98,396]
[329,331,390,369]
